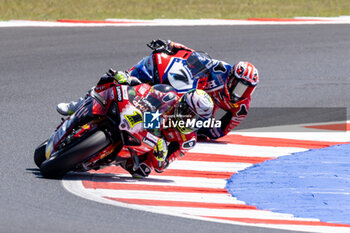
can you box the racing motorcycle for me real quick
[34,83,178,178]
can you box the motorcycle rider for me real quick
[57,70,214,178]
[123,84,214,178]
[128,39,259,139]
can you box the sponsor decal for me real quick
[142,137,156,148]
[122,85,129,100]
[206,80,217,89]
[132,97,150,112]
[157,54,162,65]
[138,85,148,95]
[116,86,122,102]
[146,132,160,144]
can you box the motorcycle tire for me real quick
[40,130,110,178]
[34,140,48,168]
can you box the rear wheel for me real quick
[40,130,110,178]
[34,140,48,168]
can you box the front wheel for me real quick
[40,130,110,178]
[34,140,48,168]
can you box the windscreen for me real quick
[186,52,212,79]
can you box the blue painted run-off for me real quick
[226,144,350,224]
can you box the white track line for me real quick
[167,161,253,172]
[192,143,307,157]
[231,121,350,142]
[1,17,350,27]
[230,131,350,142]
[91,190,243,204]
[87,175,226,188]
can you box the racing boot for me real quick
[129,163,152,178]
[56,97,85,116]
[56,87,94,116]
[121,157,152,178]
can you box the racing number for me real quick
[125,111,143,129]
[167,59,194,92]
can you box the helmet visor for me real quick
[227,79,256,102]
[231,81,248,98]
[174,100,201,134]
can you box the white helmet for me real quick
[175,89,214,134]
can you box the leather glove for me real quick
[106,68,117,77]
[153,138,168,162]
[147,39,171,53]
[106,69,130,84]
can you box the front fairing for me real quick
[45,88,116,159]
[45,114,77,159]
[129,55,155,83]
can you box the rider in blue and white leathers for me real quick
[128,39,259,140]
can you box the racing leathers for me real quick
[89,73,198,178]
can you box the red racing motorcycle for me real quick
[34,83,178,178]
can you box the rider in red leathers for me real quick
[57,71,214,178]
[119,83,214,178]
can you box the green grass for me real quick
[1,0,350,21]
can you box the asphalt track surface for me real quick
[0,25,349,233]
